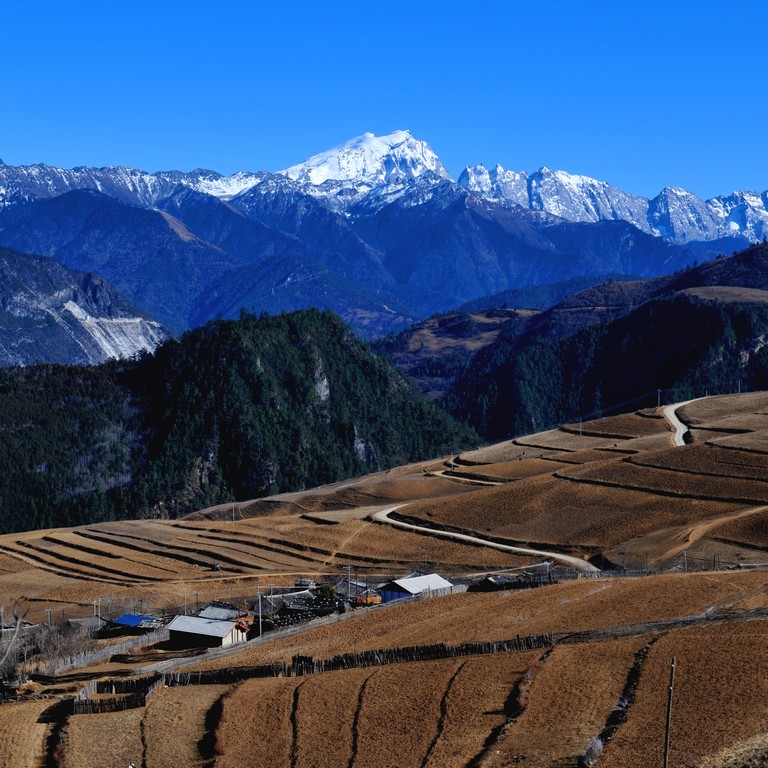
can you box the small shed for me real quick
[379,573,453,604]
[197,602,246,622]
[167,615,248,648]
[112,613,165,633]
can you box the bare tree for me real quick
[0,597,29,679]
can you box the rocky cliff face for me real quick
[0,246,168,366]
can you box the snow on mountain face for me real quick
[459,165,529,207]
[460,163,652,231]
[460,162,767,243]
[280,130,452,209]
[708,191,768,242]
[0,163,264,208]
[1,132,766,243]
[647,186,721,243]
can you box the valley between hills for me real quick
[3,391,768,767]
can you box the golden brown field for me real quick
[6,394,768,766]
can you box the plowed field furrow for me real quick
[514,430,618,452]
[47,533,178,576]
[349,671,375,768]
[13,540,155,582]
[487,637,644,767]
[126,531,267,569]
[352,660,453,768]
[420,660,465,768]
[238,533,403,566]
[710,431,768,453]
[176,525,362,566]
[289,679,305,768]
[160,534,317,570]
[629,443,768,475]
[42,534,121,558]
[156,529,334,568]
[600,622,768,768]
[213,678,297,768]
[0,700,52,768]
[423,653,541,768]
[555,463,768,505]
[143,684,229,768]
[291,668,371,768]
[61,707,144,768]
[37,534,180,578]
[170,530,331,566]
[70,531,196,574]
[0,542,136,585]
[76,530,250,573]
[561,412,668,439]
[191,537,327,567]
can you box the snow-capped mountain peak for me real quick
[281,130,452,188]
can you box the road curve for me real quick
[662,398,700,446]
[372,505,600,573]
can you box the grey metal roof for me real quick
[167,615,240,638]
[384,573,453,595]
[197,606,243,621]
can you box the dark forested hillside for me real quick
[446,292,768,440]
[0,310,476,534]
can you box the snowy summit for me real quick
[281,130,451,189]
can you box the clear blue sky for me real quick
[2,1,766,199]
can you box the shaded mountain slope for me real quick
[0,190,238,331]
[0,309,476,534]
[445,245,768,438]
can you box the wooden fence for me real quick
[72,673,163,715]
[26,628,170,677]
[163,632,554,688]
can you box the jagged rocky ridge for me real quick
[459,164,768,243]
[3,131,764,243]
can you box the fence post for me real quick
[663,657,676,768]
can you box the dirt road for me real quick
[371,506,599,573]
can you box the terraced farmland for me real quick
[6,394,768,767]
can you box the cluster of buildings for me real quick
[105,572,458,649]
[73,568,563,651]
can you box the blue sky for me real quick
[2,1,766,199]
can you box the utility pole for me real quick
[664,657,676,768]
[183,588,188,616]
[657,388,661,408]
[258,593,262,637]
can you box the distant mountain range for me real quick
[0,131,762,362]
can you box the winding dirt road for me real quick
[662,398,699,446]
[371,505,599,573]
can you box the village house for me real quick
[379,573,454,603]
[167,615,248,648]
